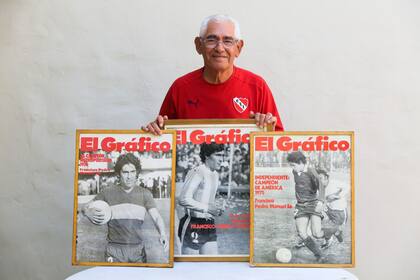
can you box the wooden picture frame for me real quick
[72,130,176,267]
[164,119,273,262]
[249,131,355,267]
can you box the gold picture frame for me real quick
[249,131,355,267]
[165,119,273,262]
[72,130,176,267]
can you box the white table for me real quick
[66,262,358,280]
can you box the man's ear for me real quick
[235,39,244,57]
[194,37,202,55]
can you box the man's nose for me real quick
[214,42,225,51]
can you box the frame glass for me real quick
[250,131,355,267]
[165,119,273,262]
[72,130,176,267]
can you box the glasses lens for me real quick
[203,38,236,48]
[223,39,235,47]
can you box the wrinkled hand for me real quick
[249,111,277,129]
[84,206,106,225]
[141,115,168,136]
[159,234,169,251]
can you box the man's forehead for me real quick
[121,163,136,171]
[204,20,235,37]
[212,151,225,156]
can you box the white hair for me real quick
[199,14,242,39]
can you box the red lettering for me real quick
[101,137,116,152]
[255,136,273,151]
[276,136,293,151]
[80,137,98,152]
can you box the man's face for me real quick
[119,163,138,190]
[206,151,224,171]
[290,162,305,173]
[195,20,243,73]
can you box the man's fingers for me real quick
[146,124,155,134]
[254,112,261,127]
[160,237,169,251]
[156,115,169,128]
[143,115,169,135]
[271,116,277,126]
[265,113,273,123]
[263,113,273,128]
[258,113,265,128]
[91,215,105,224]
[146,122,161,136]
[156,115,164,128]
[251,112,277,129]
[150,122,162,135]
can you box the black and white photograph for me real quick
[72,130,176,267]
[165,120,270,261]
[250,132,354,267]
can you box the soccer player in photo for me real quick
[317,169,348,249]
[177,143,225,255]
[287,151,326,262]
[83,153,168,263]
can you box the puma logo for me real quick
[187,99,199,108]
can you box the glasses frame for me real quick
[200,36,239,49]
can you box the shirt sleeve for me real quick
[159,83,177,119]
[94,191,106,202]
[143,188,157,210]
[308,168,325,201]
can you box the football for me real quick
[276,247,292,263]
[88,200,112,225]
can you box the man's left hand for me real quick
[159,234,169,251]
[250,111,277,129]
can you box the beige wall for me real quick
[1,0,419,279]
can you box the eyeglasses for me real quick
[201,37,238,48]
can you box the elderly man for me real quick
[83,153,168,263]
[143,14,283,133]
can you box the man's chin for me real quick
[121,183,136,189]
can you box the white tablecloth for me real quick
[66,262,358,280]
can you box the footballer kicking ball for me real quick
[276,248,292,263]
[88,200,112,225]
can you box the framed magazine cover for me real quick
[164,119,273,262]
[72,130,176,267]
[249,131,355,267]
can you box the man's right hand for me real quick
[83,205,106,225]
[141,115,168,136]
[207,203,224,217]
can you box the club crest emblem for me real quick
[233,97,248,113]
